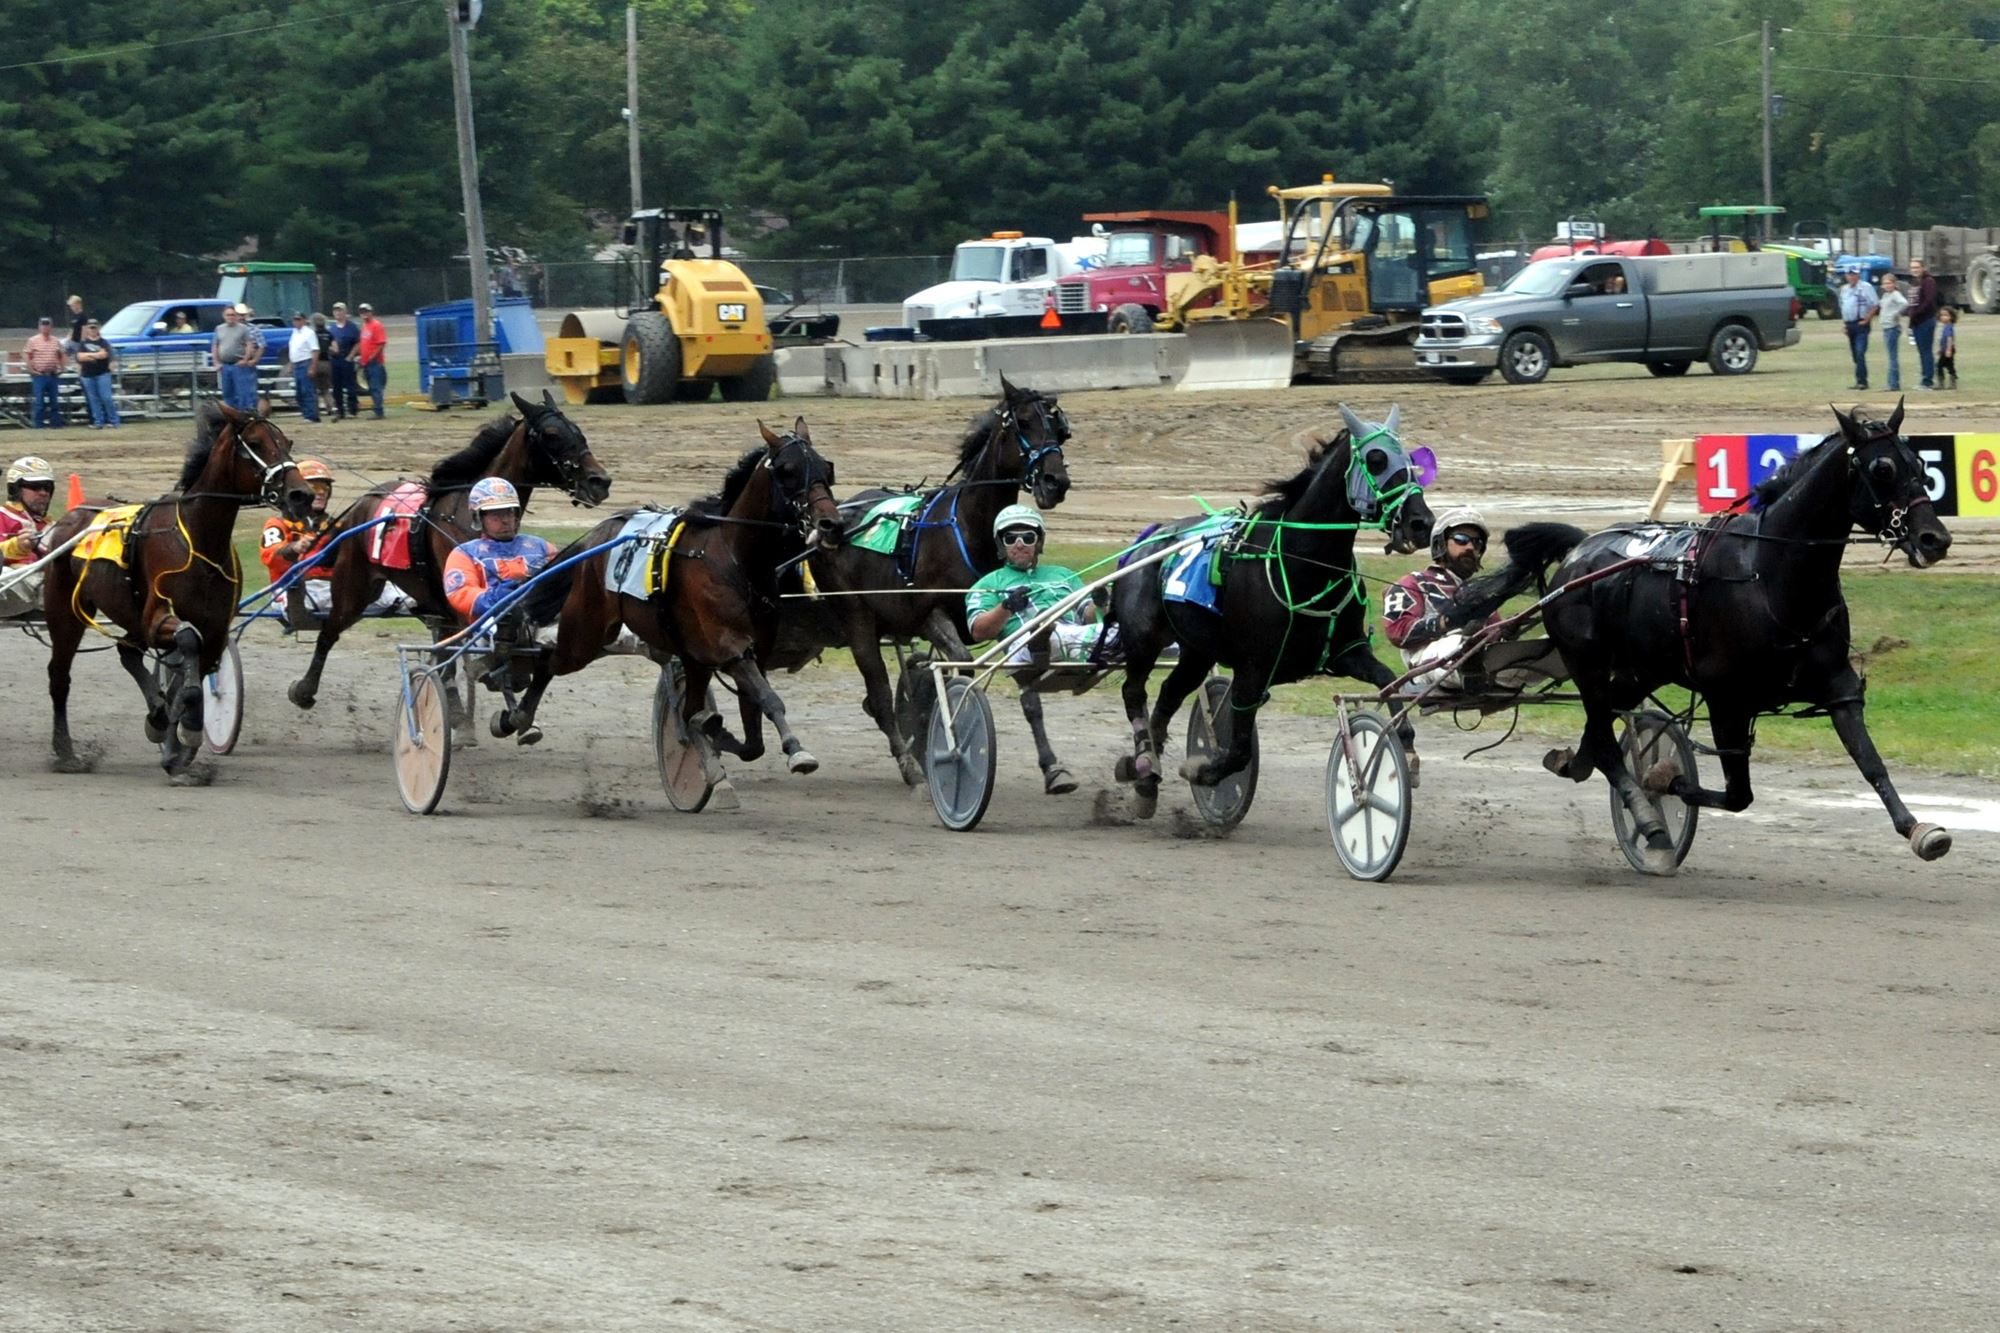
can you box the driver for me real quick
[965,504,1108,664]
[261,458,413,620]
[443,477,557,626]
[0,456,57,620]
[1381,505,1497,688]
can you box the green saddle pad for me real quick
[847,494,924,556]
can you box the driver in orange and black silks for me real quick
[443,477,557,625]
[261,458,339,584]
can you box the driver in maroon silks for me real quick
[1381,505,1499,689]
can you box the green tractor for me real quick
[1696,206,1833,319]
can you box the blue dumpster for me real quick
[414,297,545,406]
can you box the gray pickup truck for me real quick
[1414,252,1801,385]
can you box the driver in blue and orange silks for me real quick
[443,477,557,625]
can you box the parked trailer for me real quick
[1832,226,2000,312]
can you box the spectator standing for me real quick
[211,304,264,411]
[22,317,67,428]
[1937,306,1959,388]
[287,312,321,423]
[1906,258,1941,389]
[70,317,120,428]
[326,302,360,420]
[310,313,335,418]
[356,303,388,418]
[1837,268,1878,391]
[1877,273,1909,392]
[66,294,91,341]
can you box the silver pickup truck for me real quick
[1414,252,1801,385]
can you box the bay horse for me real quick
[286,390,610,712]
[768,375,1073,787]
[1499,401,1953,874]
[40,403,313,777]
[506,419,845,770]
[1108,404,1436,817]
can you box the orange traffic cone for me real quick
[66,473,84,511]
[1039,294,1062,330]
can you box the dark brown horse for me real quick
[504,419,845,770]
[41,403,312,777]
[286,390,610,711]
[768,376,1073,786]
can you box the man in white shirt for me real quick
[287,311,322,422]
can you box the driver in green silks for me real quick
[964,504,1111,664]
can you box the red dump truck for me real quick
[1051,210,1235,332]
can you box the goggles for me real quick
[999,529,1041,547]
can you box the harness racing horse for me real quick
[510,419,845,771]
[1510,402,1954,874]
[286,390,611,713]
[769,375,1073,787]
[41,404,313,778]
[1108,405,1436,818]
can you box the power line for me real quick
[1780,26,1999,44]
[0,0,433,75]
[1775,61,2000,86]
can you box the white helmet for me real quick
[6,456,54,498]
[1430,505,1488,562]
[993,502,1044,547]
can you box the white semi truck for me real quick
[901,230,1105,339]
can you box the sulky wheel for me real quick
[652,659,724,814]
[392,671,452,815]
[202,639,245,755]
[926,676,996,832]
[1325,711,1413,882]
[1184,676,1258,832]
[1609,709,1700,874]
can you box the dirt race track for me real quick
[5,366,1999,1330]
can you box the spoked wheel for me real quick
[893,652,937,775]
[392,671,452,815]
[1325,712,1413,882]
[652,660,724,814]
[202,640,244,755]
[1184,676,1258,831]
[926,676,996,832]
[151,656,189,766]
[1609,709,1700,874]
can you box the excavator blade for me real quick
[1174,318,1297,392]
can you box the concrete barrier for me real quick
[500,353,552,394]
[777,334,1191,399]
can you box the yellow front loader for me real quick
[546,208,776,405]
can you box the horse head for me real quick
[997,374,1072,509]
[1334,403,1435,554]
[1833,400,1951,568]
[215,403,313,519]
[757,417,844,547]
[514,390,612,507]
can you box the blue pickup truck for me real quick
[97,263,323,408]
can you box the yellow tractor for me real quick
[545,207,776,405]
[1165,178,1489,388]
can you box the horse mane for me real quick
[688,446,765,516]
[1751,430,1839,508]
[956,406,1002,471]
[1255,429,1347,516]
[429,413,521,485]
[177,406,225,491]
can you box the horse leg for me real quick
[117,642,169,742]
[919,607,969,662]
[1174,655,1254,787]
[722,654,817,774]
[1574,703,1677,876]
[47,598,89,771]
[1016,688,1074,794]
[156,622,203,776]
[1650,707,1755,813]
[1327,642,1419,790]
[288,563,372,710]
[1117,647,1164,818]
[1823,676,1950,860]
[844,612,922,785]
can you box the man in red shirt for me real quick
[355,302,388,418]
[21,318,67,428]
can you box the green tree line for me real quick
[2,0,1997,283]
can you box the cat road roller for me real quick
[545,208,776,405]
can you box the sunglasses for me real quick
[1446,530,1485,548]
[999,530,1040,547]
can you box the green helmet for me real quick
[993,503,1044,541]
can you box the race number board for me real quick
[1696,432,1982,516]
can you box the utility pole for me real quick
[1761,19,1774,241]
[626,5,643,215]
[448,0,493,363]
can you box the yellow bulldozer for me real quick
[1161,178,1489,388]
[545,207,776,405]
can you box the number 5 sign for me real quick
[1695,432,1993,517]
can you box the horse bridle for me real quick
[762,433,838,534]
[525,410,601,506]
[216,414,300,509]
[1345,427,1430,526]
[1848,426,1934,553]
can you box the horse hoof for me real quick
[709,779,742,812]
[1043,765,1078,796]
[1133,783,1159,821]
[1542,746,1577,779]
[1407,750,1421,791]
[1639,843,1679,878]
[1178,756,1210,784]
[896,753,924,787]
[787,749,819,775]
[1641,760,1679,795]
[287,681,317,710]
[517,725,543,747]
[489,710,514,739]
[1910,822,1952,861]
[144,715,168,744]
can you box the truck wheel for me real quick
[1107,303,1155,335]
[1707,323,1758,375]
[1437,370,1492,386]
[1646,360,1692,378]
[1968,254,2000,314]
[621,312,679,405]
[1498,331,1552,385]
[719,355,777,403]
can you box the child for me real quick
[1937,307,1958,389]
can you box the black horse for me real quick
[769,375,1073,786]
[1109,404,1436,817]
[1499,402,1953,873]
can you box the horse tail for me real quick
[1450,522,1587,625]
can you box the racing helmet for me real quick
[469,477,523,514]
[993,502,1045,550]
[6,455,54,499]
[1430,505,1489,562]
[297,458,335,488]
